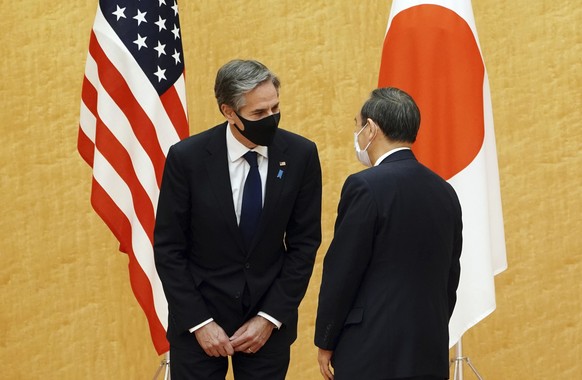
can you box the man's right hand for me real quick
[194,321,234,357]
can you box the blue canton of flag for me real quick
[100,0,185,94]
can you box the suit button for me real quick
[235,292,240,299]
[244,263,251,269]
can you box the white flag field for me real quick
[378,0,508,347]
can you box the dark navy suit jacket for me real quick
[315,149,462,379]
[154,122,322,348]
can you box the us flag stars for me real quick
[102,0,185,94]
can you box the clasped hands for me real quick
[194,316,275,357]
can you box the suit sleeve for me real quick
[448,190,463,318]
[314,175,377,350]
[258,141,322,325]
[153,146,212,333]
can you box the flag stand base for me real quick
[152,353,170,380]
[450,337,484,380]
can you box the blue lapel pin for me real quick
[277,161,285,179]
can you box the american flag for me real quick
[78,0,189,354]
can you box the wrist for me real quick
[258,315,276,329]
[257,311,282,329]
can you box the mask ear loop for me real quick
[356,122,369,138]
[221,104,238,128]
[362,119,377,151]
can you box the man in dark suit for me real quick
[314,87,462,380]
[154,59,322,379]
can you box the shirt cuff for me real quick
[188,318,214,333]
[258,312,282,329]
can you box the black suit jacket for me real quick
[315,150,462,379]
[154,122,322,347]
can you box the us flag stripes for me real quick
[78,0,189,354]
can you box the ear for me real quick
[221,104,238,125]
[367,118,379,139]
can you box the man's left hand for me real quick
[230,315,275,354]
[318,348,334,380]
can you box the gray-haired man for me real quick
[154,59,322,379]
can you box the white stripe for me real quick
[79,100,97,144]
[92,7,182,154]
[84,52,160,208]
[157,73,188,157]
[174,73,188,123]
[92,149,169,330]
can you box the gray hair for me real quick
[214,59,280,113]
[360,87,421,143]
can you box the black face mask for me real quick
[234,112,281,146]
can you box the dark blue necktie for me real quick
[240,151,262,247]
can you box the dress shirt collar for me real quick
[374,147,411,166]
[226,122,268,162]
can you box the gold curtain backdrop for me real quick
[1,1,580,379]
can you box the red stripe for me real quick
[89,31,167,185]
[81,75,98,120]
[78,76,99,166]
[127,256,170,354]
[161,85,189,141]
[77,127,95,167]
[91,180,169,354]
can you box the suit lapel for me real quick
[204,123,246,251]
[247,135,288,252]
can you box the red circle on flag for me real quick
[378,5,485,180]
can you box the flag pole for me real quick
[152,352,171,380]
[450,337,484,380]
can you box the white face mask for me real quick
[354,122,373,167]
